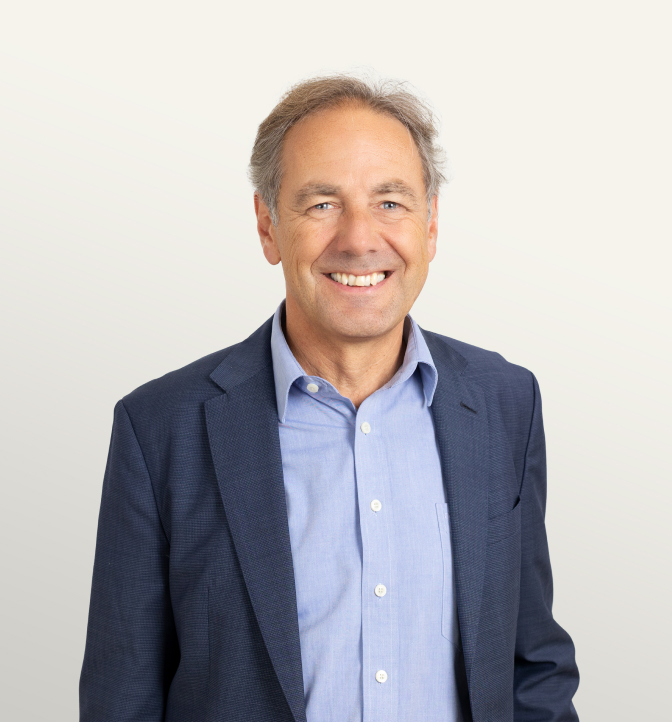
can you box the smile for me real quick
[329,272,387,287]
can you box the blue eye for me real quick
[382,201,399,209]
[314,202,332,210]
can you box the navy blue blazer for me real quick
[79,317,579,721]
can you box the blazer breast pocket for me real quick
[487,496,522,545]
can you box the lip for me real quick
[323,271,391,290]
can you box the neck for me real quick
[282,298,408,409]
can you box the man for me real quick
[80,75,580,721]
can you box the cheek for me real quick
[392,227,431,271]
[300,225,335,263]
[281,228,326,281]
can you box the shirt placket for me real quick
[355,395,399,722]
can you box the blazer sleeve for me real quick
[79,399,180,720]
[513,373,580,721]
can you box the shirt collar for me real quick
[270,300,438,422]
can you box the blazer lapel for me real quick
[205,319,307,722]
[423,330,490,684]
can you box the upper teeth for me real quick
[330,272,386,287]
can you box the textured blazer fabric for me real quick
[79,316,579,722]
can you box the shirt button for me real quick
[375,670,388,683]
[360,421,371,434]
[374,584,387,597]
[370,499,382,512]
[306,383,319,393]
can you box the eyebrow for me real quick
[293,180,419,207]
[370,181,419,203]
[293,183,341,207]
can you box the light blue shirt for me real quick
[270,301,468,722]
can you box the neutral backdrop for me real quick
[1,2,670,719]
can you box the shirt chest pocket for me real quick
[435,502,460,647]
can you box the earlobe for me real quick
[255,194,282,266]
[428,238,437,262]
[262,237,282,265]
[428,195,439,261]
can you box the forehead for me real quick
[280,103,424,190]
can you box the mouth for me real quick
[327,271,389,287]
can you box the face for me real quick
[255,103,438,343]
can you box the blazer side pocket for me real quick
[487,496,521,545]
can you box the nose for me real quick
[334,206,382,257]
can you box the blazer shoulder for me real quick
[117,316,275,433]
[422,328,536,407]
[120,343,237,420]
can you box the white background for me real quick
[1,1,670,719]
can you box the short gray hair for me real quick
[249,74,450,225]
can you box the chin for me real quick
[318,305,401,340]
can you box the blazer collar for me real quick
[209,315,275,393]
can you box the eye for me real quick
[382,201,400,210]
[313,202,333,211]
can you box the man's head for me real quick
[251,75,449,344]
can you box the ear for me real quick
[427,195,439,262]
[254,194,282,265]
